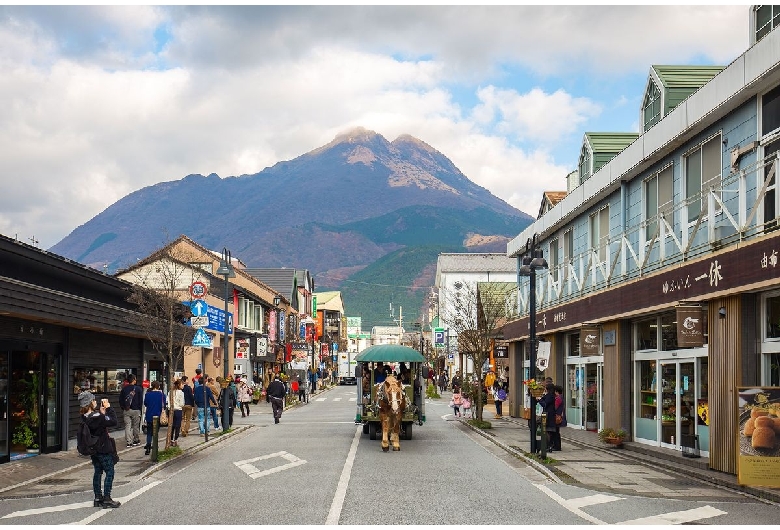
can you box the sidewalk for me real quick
[459,413,780,505]
[0,383,336,500]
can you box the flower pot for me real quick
[530,388,545,398]
[604,437,623,447]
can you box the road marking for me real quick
[234,451,306,479]
[316,398,327,402]
[621,506,727,525]
[349,398,356,401]
[564,493,622,509]
[325,425,361,525]
[332,397,342,401]
[534,484,609,525]
[0,480,162,522]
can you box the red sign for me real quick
[142,380,150,389]
[321,343,329,356]
[189,281,207,299]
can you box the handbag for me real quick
[109,437,119,464]
[159,408,169,426]
[555,413,562,425]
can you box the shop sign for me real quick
[494,344,509,358]
[737,387,780,487]
[676,306,704,347]
[536,341,551,371]
[580,327,600,355]
[257,336,267,356]
[236,338,250,359]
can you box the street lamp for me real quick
[216,248,235,433]
[518,235,548,453]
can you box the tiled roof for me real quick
[652,65,724,89]
[539,191,567,219]
[243,268,299,300]
[437,253,517,273]
[585,132,640,153]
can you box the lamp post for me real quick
[216,248,235,433]
[518,235,548,453]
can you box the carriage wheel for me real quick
[362,423,369,435]
[369,422,377,440]
[403,423,413,440]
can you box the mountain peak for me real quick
[392,134,437,154]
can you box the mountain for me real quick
[50,127,533,328]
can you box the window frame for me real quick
[590,206,610,262]
[643,80,662,132]
[644,163,674,241]
[755,5,780,43]
[683,133,722,225]
[579,143,592,184]
[549,237,560,282]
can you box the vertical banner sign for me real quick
[279,311,286,342]
[316,311,324,340]
[312,295,317,315]
[269,310,277,343]
[737,387,780,487]
[677,306,704,347]
[321,342,329,361]
[256,336,267,357]
[434,328,445,348]
[536,341,551,371]
[300,322,306,339]
[580,327,601,356]
[236,338,249,359]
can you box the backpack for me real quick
[77,418,99,456]
[123,387,136,411]
[497,388,507,401]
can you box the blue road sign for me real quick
[192,328,212,348]
[434,328,445,348]
[190,299,208,317]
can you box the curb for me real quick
[456,417,563,484]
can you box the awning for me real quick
[354,344,426,363]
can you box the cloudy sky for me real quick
[0,5,749,250]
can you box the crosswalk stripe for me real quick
[332,397,342,401]
[620,505,727,525]
[316,398,326,401]
[564,493,622,509]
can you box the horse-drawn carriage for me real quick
[354,344,427,448]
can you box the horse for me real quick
[377,375,406,452]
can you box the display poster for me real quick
[737,387,780,487]
[536,341,551,370]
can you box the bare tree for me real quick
[439,282,515,422]
[122,247,200,450]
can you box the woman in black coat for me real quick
[79,391,121,509]
[536,383,557,452]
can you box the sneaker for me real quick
[132,441,141,446]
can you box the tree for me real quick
[123,247,200,450]
[439,281,515,422]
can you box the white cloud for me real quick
[0,5,751,250]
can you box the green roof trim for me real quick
[584,133,640,153]
[355,344,426,363]
[652,65,725,89]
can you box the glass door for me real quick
[9,351,41,459]
[660,362,677,446]
[0,352,8,463]
[660,361,696,448]
[585,363,599,431]
[41,353,61,453]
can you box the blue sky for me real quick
[0,5,749,250]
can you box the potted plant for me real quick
[598,427,627,446]
[586,402,598,430]
[12,422,37,452]
[252,387,261,404]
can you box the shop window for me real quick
[636,318,658,350]
[73,368,131,395]
[638,360,657,419]
[685,135,722,223]
[567,332,580,356]
[660,313,678,351]
[766,294,780,339]
[769,353,780,386]
[698,358,709,428]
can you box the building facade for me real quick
[504,11,780,475]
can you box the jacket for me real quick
[538,392,557,431]
[193,384,215,408]
[183,384,195,407]
[554,394,567,427]
[118,384,142,411]
[267,379,286,400]
[219,385,237,408]
[238,383,252,403]
[143,390,167,423]
[84,406,118,455]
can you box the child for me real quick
[461,395,472,418]
[452,386,463,417]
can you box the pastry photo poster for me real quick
[737,387,780,487]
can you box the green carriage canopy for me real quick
[354,344,426,363]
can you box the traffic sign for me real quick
[192,328,212,348]
[189,281,207,299]
[190,299,208,317]
[191,316,208,328]
[434,328,445,348]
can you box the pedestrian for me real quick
[238,379,252,417]
[118,374,142,448]
[170,379,184,446]
[219,377,238,428]
[295,375,305,401]
[438,372,447,394]
[537,383,557,452]
[451,385,463,417]
[494,381,507,419]
[291,376,300,403]
[451,370,462,391]
[79,390,121,509]
[309,367,318,392]
[143,380,167,455]
[552,385,567,451]
[267,374,286,424]
[206,377,220,429]
[181,375,194,437]
[193,378,216,434]
[193,368,203,386]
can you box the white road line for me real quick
[565,493,622,509]
[1,480,162,522]
[349,398,356,402]
[316,398,327,402]
[325,425,361,525]
[235,451,307,479]
[534,484,609,525]
[621,506,727,525]
[332,397,342,401]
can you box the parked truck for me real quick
[338,351,357,385]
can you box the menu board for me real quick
[737,387,780,487]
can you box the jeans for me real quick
[181,405,193,436]
[197,407,206,433]
[240,402,250,416]
[123,408,141,445]
[210,407,219,429]
[91,453,116,498]
[495,400,503,416]
[172,409,183,441]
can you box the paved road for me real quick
[1,385,778,525]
